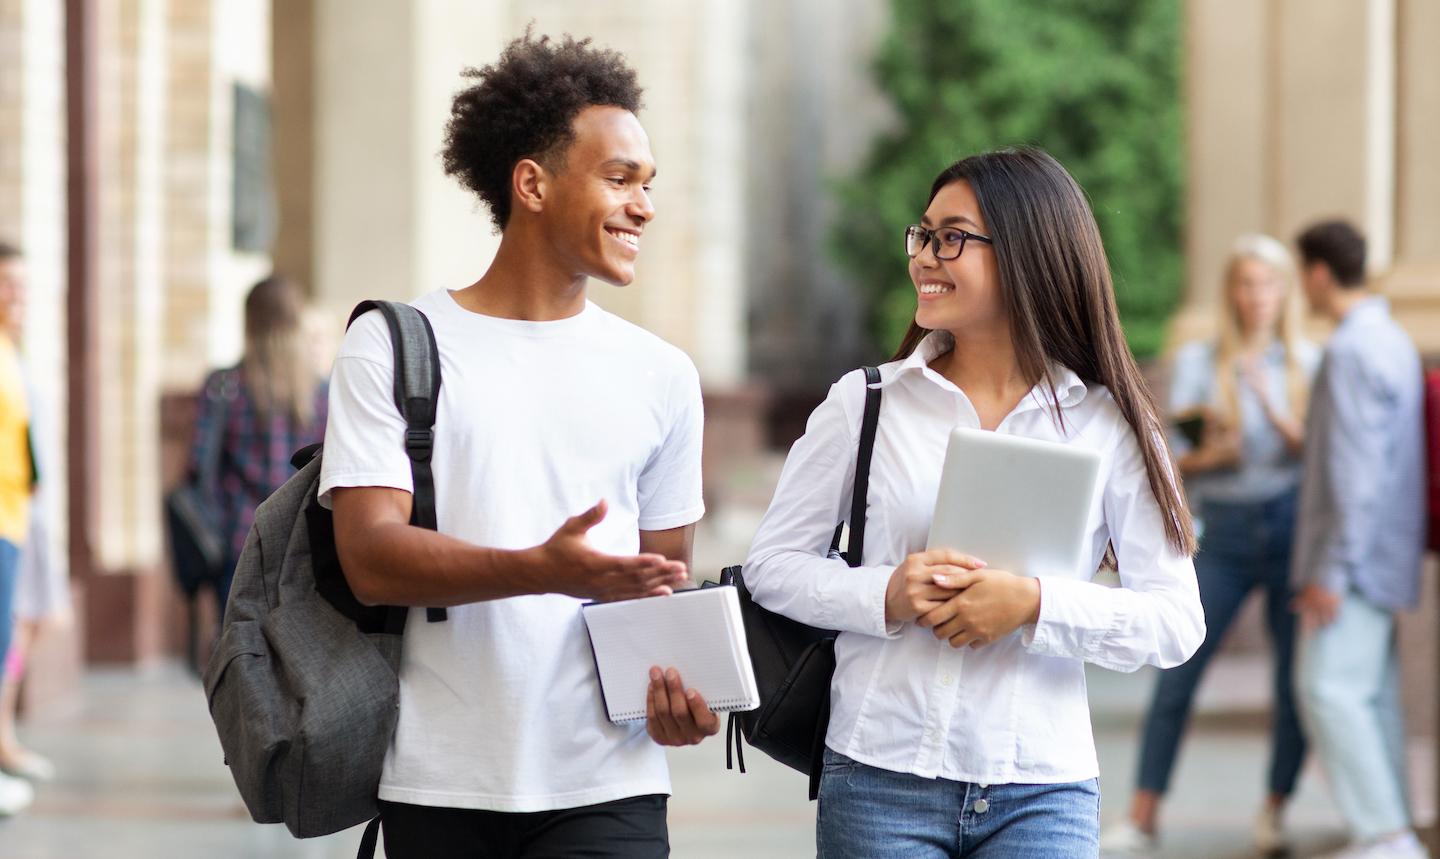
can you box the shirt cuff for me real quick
[823,564,903,639]
[1022,576,1115,661]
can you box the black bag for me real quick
[165,376,234,672]
[724,366,882,800]
[166,376,231,600]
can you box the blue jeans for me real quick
[1136,490,1306,797]
[816,749,1100,858]
[0,539,17,676]
[1296,590,1411,841]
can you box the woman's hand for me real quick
[917,568,1041,649]
[1241,360,1305,453]
[1179,412,1242,474]
[884,550,987,624]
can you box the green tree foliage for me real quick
[834,0,1183,359]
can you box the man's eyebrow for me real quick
[601,159,657,181]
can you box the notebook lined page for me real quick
[582,586,760,723]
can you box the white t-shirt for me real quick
[318,289,705,812]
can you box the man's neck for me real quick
[452,232,589,321]
[1327,287,1372,325]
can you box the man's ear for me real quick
[1304,260,1333,290]
[512,158,548,216]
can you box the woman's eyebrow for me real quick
[919,214,981,229]
[936,215,981,229]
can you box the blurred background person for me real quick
[1103,234,1319,855]
[0,241,69,784]
[0,241,35,816]
[188,274,328,618]
[1290,221,1428,859]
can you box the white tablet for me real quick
[926,427,1102,578]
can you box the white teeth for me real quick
[608,229,639,248]
[920,283,954,294]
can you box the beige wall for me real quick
[1182,0,1440,354]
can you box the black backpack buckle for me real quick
[404,428,433,461]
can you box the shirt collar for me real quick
[877,330,1090,409]
[1336,295,1388,332]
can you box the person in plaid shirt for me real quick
[189,275,328,616]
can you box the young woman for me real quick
[1103,234,1319,854]
[745,147,1205,858]
[190,275,328,616]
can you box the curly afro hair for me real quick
[441,31,644,232]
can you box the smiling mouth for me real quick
[918,282,954,295]
[605,227,639,251]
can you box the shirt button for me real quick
[973,798,989,814]
[940,674,954,686]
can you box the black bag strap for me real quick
[356,815,381,859]
[828,366,883,567]
[347,300,447,623]
[847,366,883,565]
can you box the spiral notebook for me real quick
[582,585,760,724]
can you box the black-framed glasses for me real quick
[905,224,993,261]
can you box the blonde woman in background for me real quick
[189,275,328,617]
[1103,234,1320,855]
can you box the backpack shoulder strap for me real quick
[844,367,882,568]
[348,300,448,622]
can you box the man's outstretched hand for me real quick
[534,500,688,601]
[645,666,720,746]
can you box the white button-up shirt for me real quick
[745,332,1205,785]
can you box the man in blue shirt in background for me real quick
[1290,220,1428,859]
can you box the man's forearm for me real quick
[338,521,544,607]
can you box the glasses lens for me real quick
[905,226,925,258]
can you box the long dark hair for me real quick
[895,147,1196,556]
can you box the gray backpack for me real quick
[202,300,445,854]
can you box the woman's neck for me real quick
[933,327,1033,429]
[1239,327,1276,354]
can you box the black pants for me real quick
[378,795,669,859]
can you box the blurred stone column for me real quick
[1386,0,1440,349]
[1174,0,1271,342]
[81,0,171,663]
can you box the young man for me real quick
[320,35,718,858]
[0,243,35,816]
[1289,220,1428,859]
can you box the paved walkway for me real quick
[2,655,1430,857]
